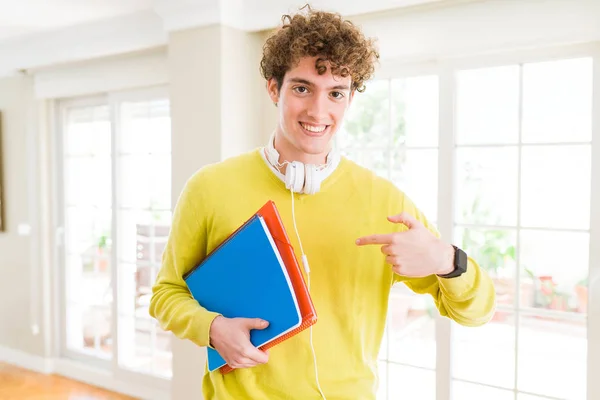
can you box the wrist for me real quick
[209,315,224,348]
[437,243,455,276]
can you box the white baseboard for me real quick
[0,345,170,400]
[0,345,54,374]
[53,358,170,400]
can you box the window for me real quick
[452,57,591,400]
[340,75,440,400]
[57,88,173,385]
[338,55,595,400]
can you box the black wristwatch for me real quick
[437,245,467,279]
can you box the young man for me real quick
[150,6,495,400]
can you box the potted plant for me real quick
[575,277,588,313]
[95,233,110,273]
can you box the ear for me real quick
[266,78,279,105]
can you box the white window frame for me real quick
[369,41,600,400]
[54,85,172,397]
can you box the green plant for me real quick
[97,234,108,249]
[97,231,111,252]
[461,230,515,276]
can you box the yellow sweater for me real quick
[149,149,495,399]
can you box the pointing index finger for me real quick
[356,233,394,246]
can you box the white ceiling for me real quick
[0,0,154,41]
[0,0,465,77]
[0,0,447,43]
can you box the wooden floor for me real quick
[0,362,138,399]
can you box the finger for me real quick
[229,358,260,369]
[385,255,401,266]
[392,264,404,275]
[387,212,421,229]
[356,233,395,246]
[243,318,269,330]
[242,346,269,364]
[380,244,393,256]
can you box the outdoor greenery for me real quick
[342,78,587,313]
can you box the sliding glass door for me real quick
[340,49,598,400]
[57,87,173,387]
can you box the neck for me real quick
[272,133,330,171]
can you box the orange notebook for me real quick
[219,200,317,374]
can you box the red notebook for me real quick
[218,200,317,374]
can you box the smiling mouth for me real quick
[299,121,329,135]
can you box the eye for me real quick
[293,86,309,94]
[331,91,345,99]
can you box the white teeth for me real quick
[300,122,326,133]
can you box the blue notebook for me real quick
[183,214,302,372]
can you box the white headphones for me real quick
[262,132,341,195]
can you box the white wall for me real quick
[0,75,46,358]
[221,25,272,158]
[353,0,600,63]
[32,48,169,100]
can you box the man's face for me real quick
[267,56,354,164]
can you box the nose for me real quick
[306,94,328,121]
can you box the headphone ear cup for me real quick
[304,164,317,195]
[311,166,322,194]
[285,161,305,193]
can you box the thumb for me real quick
[387,212,420,229]
[246,318,269,330]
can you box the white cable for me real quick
[290,190,326,400]
[290,190,307,271]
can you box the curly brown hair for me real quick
[260,5,379,93]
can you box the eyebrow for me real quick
[288,78,350,91]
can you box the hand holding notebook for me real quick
[183,200,317,374]
[209,315,271,368]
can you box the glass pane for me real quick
[388,364,435,400]
[391,149,438,222]
[153,345,173,379]
[519,230,589,313]
[456,66,520,145]
[119,316,172,378]
[391,75,439,147]
[118,209,171,264]
[376,361,387,400]
[117,97,172,379]
[521,145,591,230]
[386,285,436,369]
[455,228,517,306]
[63,104,113,359]
[340,149,389,178]
[120,99,171,154]
[340,79,390,149]
[456,147,519,226]
[65,105,110,156]
[65,156,111,207]
[517,314,586,399]
[120,154,171,210]
[65,206,111,259]
[522,58,592,143]
[452,313,516,389]
[452,381,514,400]
[117,262,138,319]
[66,302,112,358]
[118,315,149,373]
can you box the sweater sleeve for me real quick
[149,172,221,347]
[393,193,496,327]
